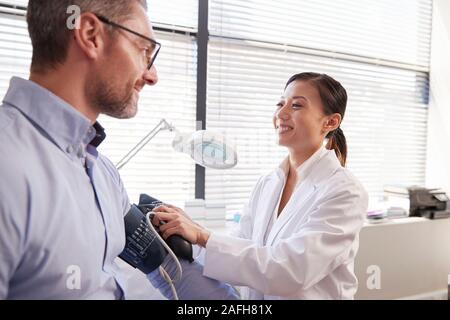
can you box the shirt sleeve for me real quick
[147,256,240,300]
[0,166,28,299]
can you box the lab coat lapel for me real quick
[266,151,341,245]
[252,173,285,245]
[265,179,316,246]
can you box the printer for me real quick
[408,187,450,219]
[384,186,450,219]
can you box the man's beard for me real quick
[87,75,138,119]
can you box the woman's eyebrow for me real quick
[280,96,309,101]
[292,96,308,101]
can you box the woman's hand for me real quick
[152,204,211,247]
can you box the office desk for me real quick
[355,217,450,299]
[212,218,450,300]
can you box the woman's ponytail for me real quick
[326,127,347,167]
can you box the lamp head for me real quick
[172,130,238,170]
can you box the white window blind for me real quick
[210,0,432,67]
[0,13,31,98]
[0,0,27,14]
[206,0,432,214]
[0,0,27,5]
[148,0,198,31]
[0,1,433,216]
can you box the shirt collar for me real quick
[90,122,106,147]
[3,77,106,152]
[277,145,329,185]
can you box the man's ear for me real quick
[72,13,106,61]
[323,113,342,133]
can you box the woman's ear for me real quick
[323,113,342,133]
[72,13,106,61]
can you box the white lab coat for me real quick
[203,147,368,299]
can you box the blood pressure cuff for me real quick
[119,204,168,274]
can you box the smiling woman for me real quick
[152,72,369,300]
[275,73,348,168]
[272,72,348,217]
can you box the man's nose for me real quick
[143,65,158,86]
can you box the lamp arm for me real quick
[116,119,176,170]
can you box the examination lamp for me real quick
[116,119,238,170]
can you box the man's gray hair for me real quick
[27,0,148,73]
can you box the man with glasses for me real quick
[0,0,237,300]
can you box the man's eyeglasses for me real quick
[96,14,161,70]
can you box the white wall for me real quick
[426,0,450,191]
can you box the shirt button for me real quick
[88,128,95,135]
[66,145,74,153]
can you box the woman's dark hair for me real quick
[285,72,348,167]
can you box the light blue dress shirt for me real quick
[0,77,238,300]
